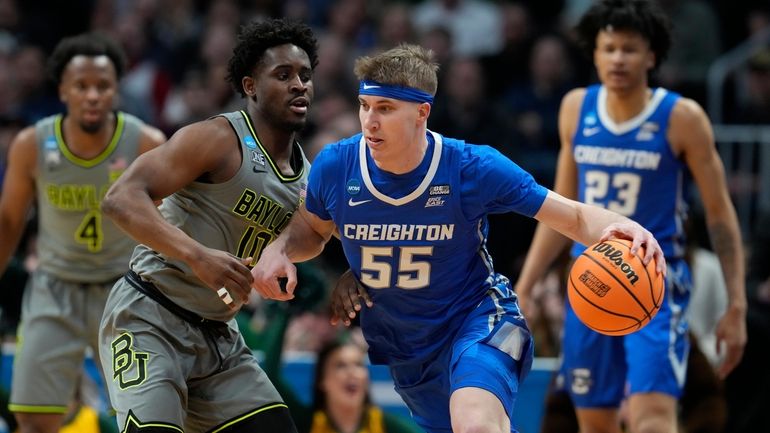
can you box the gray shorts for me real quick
[99,276,284,432]
[10,271,113,413]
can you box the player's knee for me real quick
[14,412,64,433]
[211,404,297,433]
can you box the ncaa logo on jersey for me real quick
[44,137,61,169]
[244,136,258,149]
[347,179,362,195]
[584,113,598,126]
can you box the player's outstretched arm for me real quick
[671,97,747,378]
[102,117,254,306]
[252,204,336,301]
[534,190,666,276]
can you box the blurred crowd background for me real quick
[0,0,769,384]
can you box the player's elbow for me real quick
[101,182,129,222]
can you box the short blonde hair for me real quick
[354,44,439,96]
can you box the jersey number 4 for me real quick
[75,210,103,252]
[360,246,433,290]
[584,170,641,216]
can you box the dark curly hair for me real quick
[226,18,319,98]
[576,0,672,70]
[48,32,127,86]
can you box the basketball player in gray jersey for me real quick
[98,18,317,432]
[0,33,166,433]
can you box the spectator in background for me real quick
[503,34,575,188]
[657,0,722,104]
[733,48,770,124]
[481,2,535,96]
[412,0,503,56]
[304,339,423,433]
[374,2,416,51]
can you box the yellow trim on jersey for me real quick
[8,404,69,414]
[210,403,289,432]
[121,411,183,433]
[239,110,304,182]
[55,111,125,168]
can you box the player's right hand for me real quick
[188,246,253,308]
[330,269,373,326]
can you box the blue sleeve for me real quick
[461,144,548,220]
[305,144,338,221]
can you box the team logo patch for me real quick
[635,121,658,141]
[251,150,266,166]
[429,185,450,195]
[570,368,592,395]
[244,136,258,149]
[425,197,445,207]
[347,179,362,195]
[584,113,597,126]
[43,136,61,169]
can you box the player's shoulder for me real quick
[670,96,708,122]
[561,87,589,111]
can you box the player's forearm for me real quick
[101,187,201,263]
[273,209,329,263]
[706,215,747,310]
[0,221,25,278]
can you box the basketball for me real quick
[567,239,665,336]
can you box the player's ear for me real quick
[417,102,431,123]
[242,76,256,101]
[646,51,656,71]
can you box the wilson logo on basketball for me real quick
[578,270,611,297]
[591,243,639,285]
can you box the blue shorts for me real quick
[388,281,534,433]
[561,258,691,408]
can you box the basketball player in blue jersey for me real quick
[515,1,747,432]
[252,44,666,433]
[0,33,166,433]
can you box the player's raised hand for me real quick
[330,269,373,326]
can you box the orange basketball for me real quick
[567,239,664,336]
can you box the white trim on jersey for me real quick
[597,86,668,135]
[358,130,443,206]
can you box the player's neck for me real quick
[61,113,115,159]
[604,85,653,124]
[245,109,297,174]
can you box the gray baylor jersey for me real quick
[35,111,142,282]
[130,110,309,321]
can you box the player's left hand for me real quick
[330,269,373,326]
[715,303,747,379]
[599,221,667,276]
[251,244,296,301]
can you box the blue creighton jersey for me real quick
[571,85,687,259]
[307,131,547,364]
